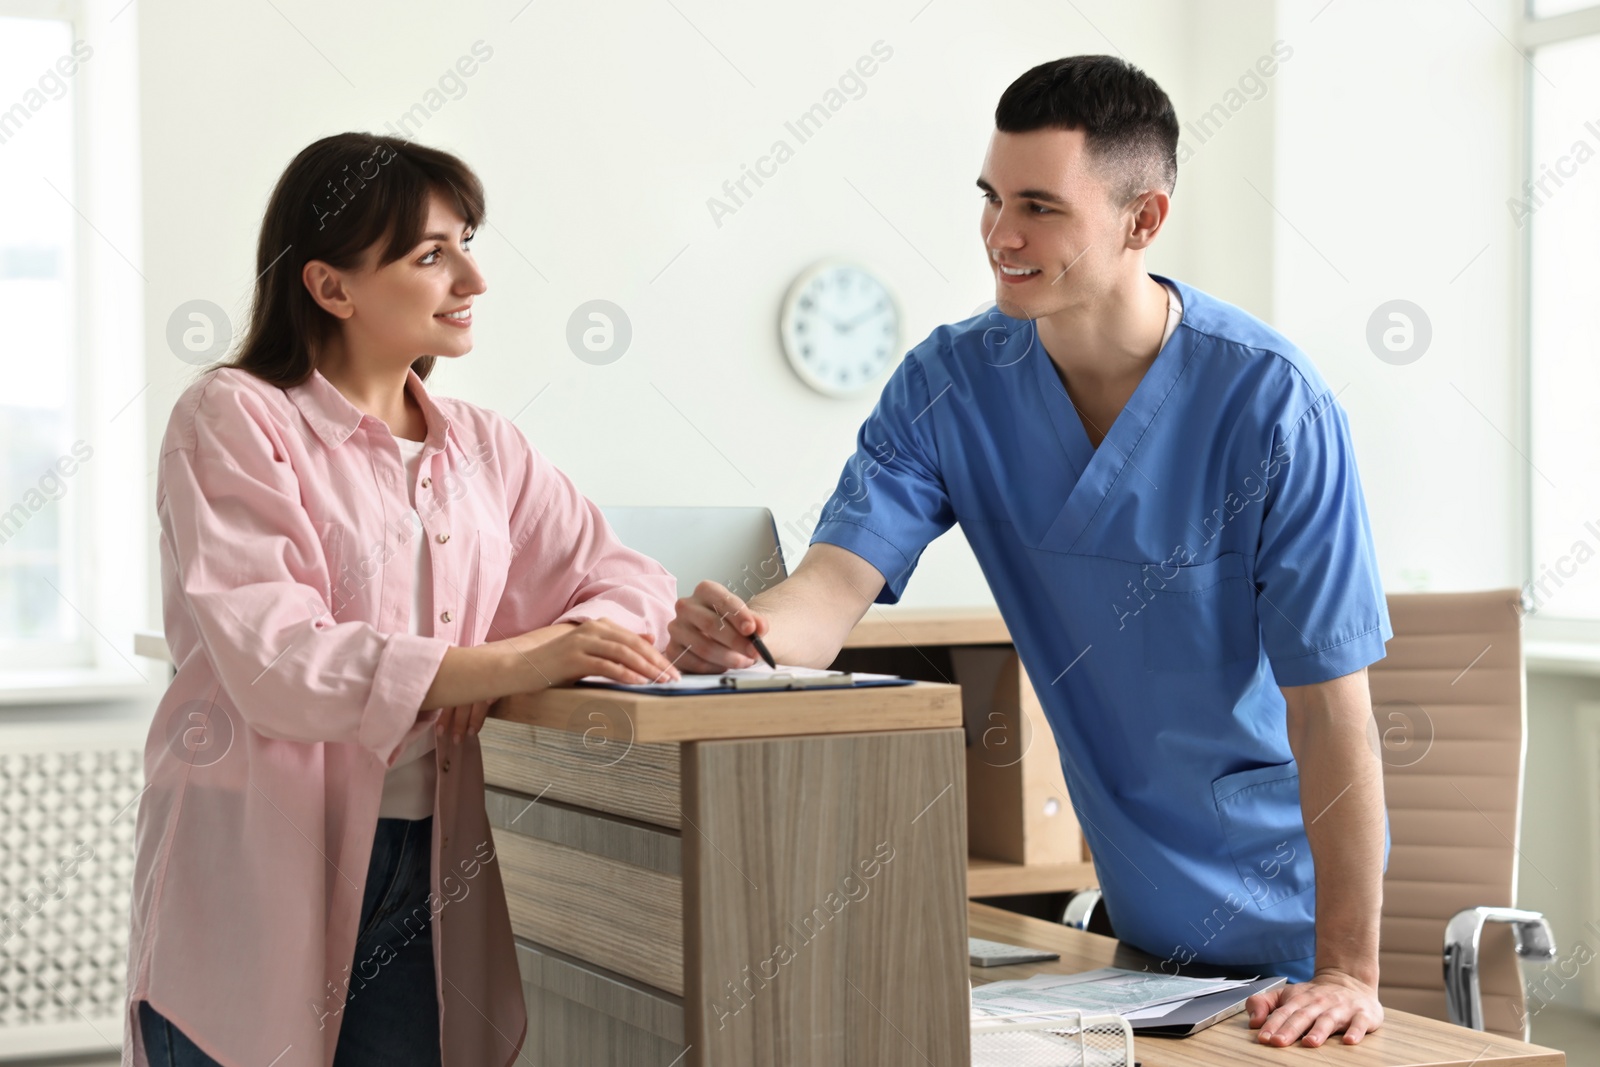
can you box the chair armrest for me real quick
[1443,906,1556,1032]
[1060,887,1103,931]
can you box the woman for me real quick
[122,134,681,1067]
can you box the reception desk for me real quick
[127,617,1565,1065]
[481,679,972,1066]
[480,614,1568,1066]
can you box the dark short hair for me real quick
[995,55,1179,201]
[227,133,486,388]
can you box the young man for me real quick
[668,56,1390,1049]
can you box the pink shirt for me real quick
[122,367,676,1067]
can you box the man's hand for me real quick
[666,580,769,674]
[1247,969,1383,1047]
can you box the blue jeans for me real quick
[140,816,441,1066]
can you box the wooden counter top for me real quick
[490,679,961,743]
[841,607,1009,648]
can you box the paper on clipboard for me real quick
[969,968,1258,1023]
[577,664,903,693]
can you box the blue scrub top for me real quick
[811,274,1392,971]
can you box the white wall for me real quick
[1270,0,1526,592]
[133,0,1292,614]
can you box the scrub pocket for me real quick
[1212,762,1314,910]
[1134,552,1259,673]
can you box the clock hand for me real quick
[836,303,887,333]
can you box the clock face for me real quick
[780,262,900,397]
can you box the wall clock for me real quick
[779,261,900,397]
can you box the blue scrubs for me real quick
[811,274,1392,979]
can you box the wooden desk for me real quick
[968,902,1565,1066]
[485,681,971,1066]
[842,607,1013,649]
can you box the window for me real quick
[0,14,86,668]
[0,0,147,688]
[1530,0,1600,18]
[1525,6,1600,625]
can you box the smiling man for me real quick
[668,55,1392,1049]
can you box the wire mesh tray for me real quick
[971,1009,1134,1067]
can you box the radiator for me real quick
[0,720,145,1061]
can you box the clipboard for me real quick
[575,668,912,696]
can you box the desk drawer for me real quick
[480,717,681,828]
[487,785,683,995]
[514,937,684,1065]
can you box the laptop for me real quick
[599,505,787,600]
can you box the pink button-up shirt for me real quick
[122,367,676,1067]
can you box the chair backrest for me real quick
[599,506,788,601]
[1369,589,1529,1039]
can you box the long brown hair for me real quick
[227,133,486,387]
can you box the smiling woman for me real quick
[123,133,682,1067]
[226,135,487,388]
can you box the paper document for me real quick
[970,967,1258,1023]
[578,665,900,691]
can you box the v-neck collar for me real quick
[1033,273,1192,553]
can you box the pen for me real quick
[748,630,777,670]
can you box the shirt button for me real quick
[436,533,450,544]
[440,610,452,623]
[441,758,451,772]
[420,477,431,488]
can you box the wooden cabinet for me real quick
[834,609,1099,899]
[484,681,971,1066]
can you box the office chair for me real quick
[598,505,788,602]
[1060,589,1554,1040]
[1369,589,1553,1040]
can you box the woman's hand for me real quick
[422,619,680,738]
[436,701,491,746]
[514,617,682,692]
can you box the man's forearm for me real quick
[746,546,885,668]
[747,576,868,668]
[1286,673,1386,985]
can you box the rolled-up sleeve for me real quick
[487,418,678,648]
[159,394,450,763]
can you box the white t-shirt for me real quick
[377,436,438,820]
[1159,278,1183,349]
